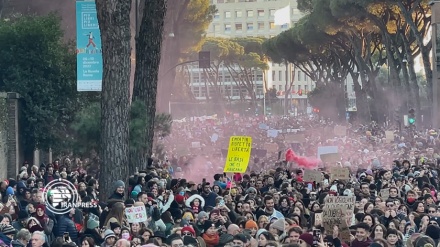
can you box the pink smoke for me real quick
[285,149,320,169]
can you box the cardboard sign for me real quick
[380,188,390,200]
[333,125,347,137]
[264,143,278,153]
[385,131,394,143]
[314,212,322,226]
[330,167,350,181]
[191,142,201,148]
[285,133,306,143]
[320,153,341,163]
[303,170,322,182]
[223,136,252,173]
[125,205,148,223]
[322,196,355,243]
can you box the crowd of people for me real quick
[0,115,439,247]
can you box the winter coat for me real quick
[55,215,78,243]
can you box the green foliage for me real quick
[265,88,278,101]
[71,100,173,156]
[308,84,345,120]
[178,0,217,56]
[154,113,172,138]
[0,14,82,155]
[71,102,101,155]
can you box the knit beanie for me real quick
[203,220,215,232]
[110,222,121,231]
[1,225,17,235]
[198,211,208,220]
[113,180,125,192]
[104,230,116,240]
[87,217,100,230]
[300,233,314,246]
[181,226,196,237]
[426,225,440,240]
[245,220,258,229]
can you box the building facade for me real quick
[187,0,361,115]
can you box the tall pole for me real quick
[432,2,440,128]
[284,60,289,116]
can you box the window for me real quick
[217,0,224,3]
[258,22,264,30]
[235,23,243,31]
[225,24,231,31]
[214,13,220,19]
[278,85,282,91]
[281,24,288,29]
[247,10,254,17]
[193,76,200,83]
[192,87,200,97]
[304,73,307,81]
[269,22,275,29]
[272,71,275,81]
[305,85,308,92]
[269,9,275,16]
[279,71,282,81]
[224,75,231,82]
[298,85,302,91]
[233,87,240,96]
[297,71,301,81]
[256,74,263,81]
[236,10,242,18]
[247,23,253,30]
[226,0,235,2]
[257,10,264,17]
[225,11,231,18]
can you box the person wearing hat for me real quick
[245,220,258,236]
[109,180,125,200]
[102,230,117,247]
[83,215,104,246]
[0,224,17,245]
[202,220,219,247]
[232,233,248,246]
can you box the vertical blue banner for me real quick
[76,0,102,91]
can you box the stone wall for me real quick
[0,92,23,180]
[0,93,7,180]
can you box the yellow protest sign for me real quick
[223,136,252,173]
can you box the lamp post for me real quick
[430,1,440,128]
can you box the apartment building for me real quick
[188,0,318,114]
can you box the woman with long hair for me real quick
[103,202,127,228]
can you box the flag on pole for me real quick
[274,5,291,26]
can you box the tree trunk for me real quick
[131,0,166,172]
[96,0,132,200]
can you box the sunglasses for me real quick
[429,210,436,213]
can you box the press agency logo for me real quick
[42,178,97,214]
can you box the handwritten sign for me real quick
[314,212,322,226]
[380,188,390,200]
[285,133,306,143]
[323,196,355,243]
[320,153,341,163]
[125,205,148,223]
[330,167,350,181]
[223,136,252,173]
[333,125,347,137]
[264,143,278,153]
[385,131,394,143]
[303,170,322,182]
